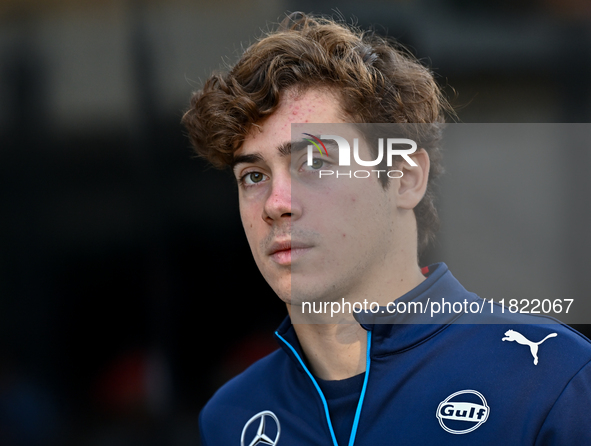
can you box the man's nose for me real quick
[262,173,299,224]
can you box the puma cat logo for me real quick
[502,330,557,365]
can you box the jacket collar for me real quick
[274,263,477,362]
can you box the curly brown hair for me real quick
[182,12,451,253]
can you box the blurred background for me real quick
[0,0,590,444]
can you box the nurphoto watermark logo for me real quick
[304,134,417,179]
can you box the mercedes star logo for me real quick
[240,410,281,446]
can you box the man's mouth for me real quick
[267,240,311,265]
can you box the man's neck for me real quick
[291,322,368,381]
[288,265,426,381]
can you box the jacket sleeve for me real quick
[535,359,591,445]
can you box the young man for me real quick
[183,13,591,445]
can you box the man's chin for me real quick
[262,273,291,304]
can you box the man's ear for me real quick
[395,148,430,210]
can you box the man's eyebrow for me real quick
[291,138,338,154]
[290,140,309,154]
[277,141,291,157]
[232,138,335,170]
[278,139,338,156]
[231,141,292,170]
[231,153,264,170]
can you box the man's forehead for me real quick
[232,87,350,167]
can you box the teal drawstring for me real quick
[275,330,372,446]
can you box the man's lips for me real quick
[267,240,312,265]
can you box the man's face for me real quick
[232,88,406,308]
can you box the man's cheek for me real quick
[239,204,257,230]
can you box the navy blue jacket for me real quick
[199,263,591,445]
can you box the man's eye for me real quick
[310,158,324,169]
[242,172,268,185]
[298,157,328,174]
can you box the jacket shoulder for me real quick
[204,347,285,408]
[199,348,287,439]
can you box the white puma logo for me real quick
[502,330,557,365]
